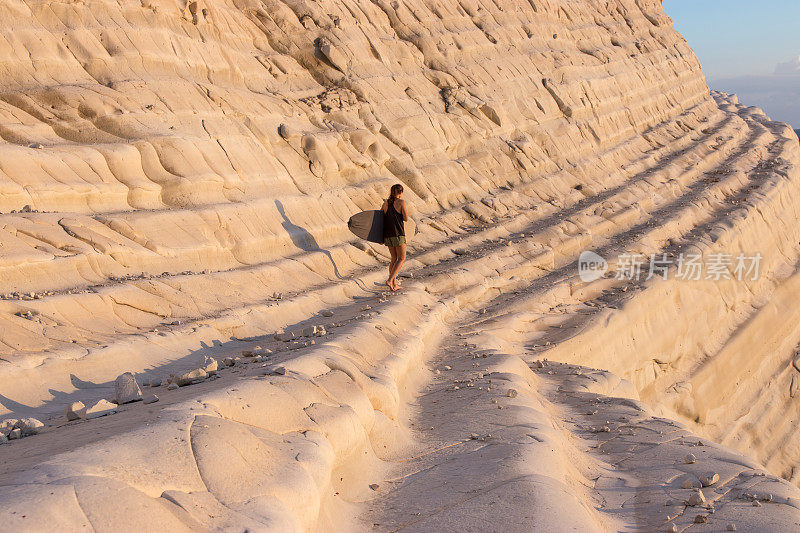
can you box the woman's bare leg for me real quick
[387,246,398,288]
[388,244,406,290]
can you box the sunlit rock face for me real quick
[2,0,800,529]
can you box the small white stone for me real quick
[66,401,87,421]
[86,399,118,419]
[699,473,719,487]
[274,332,294,342]
[176,368,207,386]
[143,393,159,404]
[16,418,44,436]
[686,490,706,506]
[114,372,142,404]
[444,365,452,371]
[202,356,219,375]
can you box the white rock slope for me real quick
[1,0,800,531]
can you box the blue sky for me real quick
[663,1,800,126]
[663,1,800,79]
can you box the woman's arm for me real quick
[381,200,388,213]
[399,199,409,221]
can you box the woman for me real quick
[382,184,408,291]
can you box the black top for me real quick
[383,201,405,238]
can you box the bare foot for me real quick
[390,278,399,291]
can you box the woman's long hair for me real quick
[388,184,404,206]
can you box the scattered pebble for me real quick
[726,524,737,531]
[86,399,118,419]
[66,401,87,421]
[684,453,696,464]
[506,388,518,398]
[114,372,142,404]
[167,382,179,391]
[694,514,707,524]
[321,310,335,317]
[369,483,379,491]
[699,473,719,487]
[686,490,706,506]
[176,368,207,386]
[202,356,218,375]
[274,332,294,342]
[143,393,159,404]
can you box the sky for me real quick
[663,1,800,127]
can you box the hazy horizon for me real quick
[664,1,800,128]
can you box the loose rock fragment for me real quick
[699,473,719,487]
[321,310,334,317]
[66,401,87,421]
[176,368,208,386]
[16,418,44,436]
[86,399,119,419]
[143,393,159,404]
[275,332,294,342]
[223,357,235,367]
[167,382,179,391]
[506,388,518,398]
[694,515,707,524]
[149,378,162,387]
[202,356,219,375]
[369,483,379,491]
[114,372,142,404]
[686,490,706,506]
[684,453,696,464]
[726,524,737,531]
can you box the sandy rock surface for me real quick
[1,0,800,531]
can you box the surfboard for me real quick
[348,209,416,244]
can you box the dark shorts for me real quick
[384,236,406,247]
